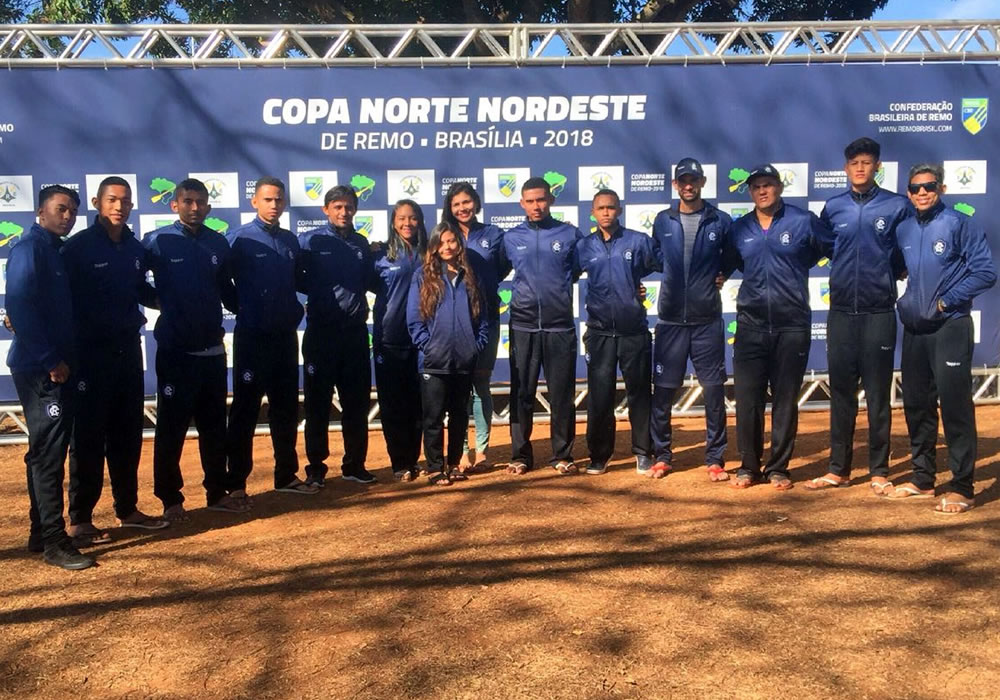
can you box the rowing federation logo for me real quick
[498,173,518,198]
[955,167,976,187]
[189,172,240,208]
[400,176,422,197]
[387,169,434,205]
[0,182,19,204]
[933,239,946,256]
[639,210,656,232]
[150,177,176,205]
[351,174,376,202]
[543,171,568,198]
[820,282,831,306]
[961,98,988,135]
[779,169,796,188]
[577,166,624,201]
[304,177,324,201]
[591,172,612,190]
[355,215,374,238]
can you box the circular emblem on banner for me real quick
[655,363,663,375]
[241,370,254,383]
[162,383,175,397]
[305,363,316,376]
[624,250,633,261]
[874,216,888,233]
[77,380,87,393]
[933,239,946,256]
[780,232,791,246]
[46,402,62,419]
[479,239,490,249]
[551,240,562,253]
[211,254,219,265]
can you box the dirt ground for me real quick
[1,406,998,699]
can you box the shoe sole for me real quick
[44,556,96,570]
[275,487,320,495]
[342,475,376,484]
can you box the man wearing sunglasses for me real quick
[806,138,910,495]
[886,164,996,514]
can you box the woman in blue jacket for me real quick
[373,200,428,482]
[407,224,490,485]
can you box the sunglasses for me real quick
[907,181,939,194]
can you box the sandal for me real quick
[731,473,759,489]
[933,494,974,515]
[649,462,671,479]
[69,523,112,546]
[885,484,934,501]
[394,469,416,482]
[119,511,170,530]
[429,472,453,486]
[275,478,319,495]
[707,464,729,482]
[228,489,255,509]
[506,461,529,475]
[553,460,578,476]
[447,466,469,482]
[803,475,849,490]
[207,494,252,513]
[769,474,794,491]
[869,479,893,497]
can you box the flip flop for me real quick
[933,496,974,515]
[869,480,893,497]
[731,473,758,489]
[162,504,190,522]
[707,465,730,482]
[803,475,849,490]
[553,461,578,475]
[506,462,529,475]
[275,478,319,495]
[885,484,934,501]
[70,524,112,546]
[207,495,252,513]
[649,463,671,479]
[119,512,170,530]
[769,474,794,491]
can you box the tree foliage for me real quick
[10,0,893,25]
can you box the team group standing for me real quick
[5,137,995,571]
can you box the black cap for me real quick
[674,158,704,179]
[746,163,780,184]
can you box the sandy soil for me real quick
[1,407,998,699]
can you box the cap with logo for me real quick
[674,158,705,179]
[746,164,780,184]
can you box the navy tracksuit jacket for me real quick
[652,203,732,326]
[226,217,303,334]
[297,225,374,328]
[406,265,490,374]
[500,216,583,333]
[465,222,506,321]
[819,186,911,313]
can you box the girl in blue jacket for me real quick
[407,224,490,485]
[373,200,428,482]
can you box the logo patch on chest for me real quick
[780,232,791,245]
[933,239,946,256]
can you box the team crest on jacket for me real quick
[655,363,663,375]
[479,238,490,249]
[241,370,254,383]
[708,231,717,241]
[306,363,316,376]
[780,232,791,245]
[551,240,562,253]
[933,239,946,256]
[624,250,633,261]
[77,380,87,392]
[211,254,219,265]
[874,216,888,233]
[356,249,363,260]
[134,258,141,270]
[162,384,175,397]
[46,402,61,419]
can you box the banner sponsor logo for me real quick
[351,174,376,202]
[483,167,529,203]
[772,162,809,198]
[961,97,988,135]
[718,203,751,219]
[355,210,388,243]
[550,206,579,226]
[189,172,240,209]
[544,171,568,198]
[204,217,229,234]
[138,214,177,236]
[387,169,435,205]
[577,166,624,201]
[288,171,338,206]
[149,177,177,205]
[239,212,291,229]
[943,160,987,194]
[954,202,976,216]
[625,204,668,234]
[0,220,24,248]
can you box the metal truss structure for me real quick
[3,369,1000,445]
[1,20,999,67]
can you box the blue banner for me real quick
[1,64,997,400]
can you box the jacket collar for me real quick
[850,185,880,204]
[916,200,945,224]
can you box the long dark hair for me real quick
[387,199,428,262]
[419,223,482,322]
[441,181,482,232]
